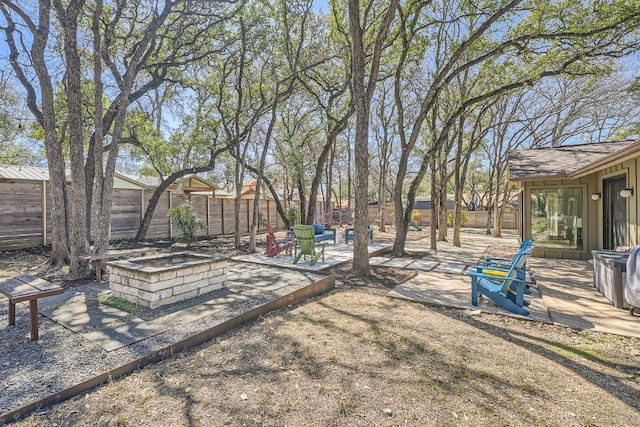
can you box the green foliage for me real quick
[285,203,300,225]
[167,200,206,247]
[448,211,468,227]
[99,296,145,315]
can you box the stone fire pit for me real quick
[107,252,227,309]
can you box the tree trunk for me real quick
[3,2,71,266]
[349,0,370,276]
[429,159,438,250]
[437,182,448,242]
[234,152,244,249]
[325,143,335,225]
[250,101,279,252]
[57,0,89,278]
[91,0,107,255]
[296,177,307,223]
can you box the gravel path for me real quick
[0,261,324,418]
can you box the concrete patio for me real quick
[380,229,640,339]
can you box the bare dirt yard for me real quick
[3,230,640,426]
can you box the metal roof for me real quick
[0,164,51,181]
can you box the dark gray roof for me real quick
[508,140,638,181]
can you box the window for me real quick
[531,188,583,249]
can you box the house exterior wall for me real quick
[523,176,596,260]
[592,156,639,248]
[521,153,640,259]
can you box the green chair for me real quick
[292,225,325,266]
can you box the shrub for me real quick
[285,204,300,225]
[448,211,468,227]
[167,200,205,247]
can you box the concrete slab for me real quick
[409,259,439,271]
[388,271,551,323]
[432,263,468,274]
[81,319,165,352]
[37,261,329,352]
[369,257,392,266]
[232,242,390,271]
[529,258,640,338]
[380,258,416,268]
[39,290,131,333]
[157,291,252,324]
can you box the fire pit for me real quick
[107,252,227,309]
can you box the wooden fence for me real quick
[0,180,326,251]
[368,207,518,230]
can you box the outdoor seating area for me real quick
[1,229,639,423]
[288,224,337,244]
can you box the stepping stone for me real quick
[409,259,439,271]
[158,291,252,324]
[369,257,392,266]
[82,318,164,352]
[433,263,468,274]
[380,258,415,268]
[40,292,131,333]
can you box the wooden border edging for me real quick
[0,274,335,425]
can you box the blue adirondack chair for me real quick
[479,238,534,282]
[467,245,535,315]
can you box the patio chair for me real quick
[264,224,292,258]
[467,245,534,316]
[479,238,534,282]
[292,225,325,266]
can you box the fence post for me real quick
[221,199,225,234]
[206,196,210,237]
[41,180,47,245]
[168,192,173,238]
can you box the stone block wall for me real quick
[108,253,227,309]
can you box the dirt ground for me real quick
[3,230,640,426]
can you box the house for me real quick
[414,195,457,211]
[127,174,219,194]
[508,140,640,259]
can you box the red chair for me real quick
[265,224,292,257]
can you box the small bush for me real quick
[167,200,205,247]
[448,211,468,227]
[285,204,300,225]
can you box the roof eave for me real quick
[569,142,640,179]
[508,172,569,182]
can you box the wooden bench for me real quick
[79,248,160,281]
[0,275,63,340]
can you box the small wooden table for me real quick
[0,275,63,340]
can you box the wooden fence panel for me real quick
[239,200,250,233]
[189,194,209,237]
[209,198,224,235]
[0,180,43,250]
[367,207,517,230]
[110,189,142,240]
[144,191,170,239]
[222,199,235,234]
[0,180,348,251]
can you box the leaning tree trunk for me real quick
[250,101,279,252]
[15,1,71,266]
